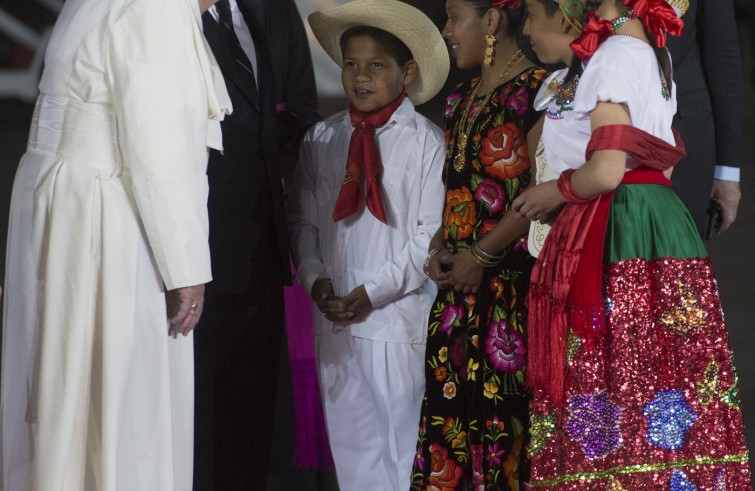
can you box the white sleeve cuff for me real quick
[714,165,740,182]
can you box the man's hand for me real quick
[711,179,741,234]
[168,284,205,336]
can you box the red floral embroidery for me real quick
[479,122,529,180]
[428,444,463,490]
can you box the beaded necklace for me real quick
[452,50,525,172]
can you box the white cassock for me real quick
[0,0,231,489]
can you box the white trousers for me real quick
[316,328,425,491]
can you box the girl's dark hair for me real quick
[465,0,526,38]
[340,26,413,66]
[564,0,673,90]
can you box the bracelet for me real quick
[556,169,594,204]
[423,244,445,275]
[474,241,504,261]
[469,242,503,268]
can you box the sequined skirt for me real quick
[530,184,751,489]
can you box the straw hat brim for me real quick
[308,0,450,106]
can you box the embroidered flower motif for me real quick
[669,469,698,491]
[438,346,448,363]
[474,179,506,213]
[479,122,529,180]
[505,84,529,117]
[450,431,467,449]
[439,304,464,337]
[486,415,505,432]
[443,382,457,400]
[483,381,499,399]
[444,187,476,240]
[470,444,484,489]
[434,366,448,382]
[445,92,462,119]
[490,276,505,301]
[530,413,556,455]
[486,441,507,467]
[466,358,480,381]
[644,390,698,450]
[428,443,463,490]
[485,319,527,373]
[566,391,623,459]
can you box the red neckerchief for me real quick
[332,91,407,224]
[528,124,686,405]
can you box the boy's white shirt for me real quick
[288,98,446,344]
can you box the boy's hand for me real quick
[427,247,452,286]
[440,251,483,294]
[342,285,373,321]
[311,278,351,321]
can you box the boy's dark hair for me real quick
[340,26,414,66]
[529,0,561,16]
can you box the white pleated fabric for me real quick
[316,330,425,491]
[0,0,231,489]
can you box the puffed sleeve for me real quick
[106,0,217,291]
[572,40,644,119]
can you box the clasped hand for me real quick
[427,247,484,295]
[511,180,564,224]
[311,279,373,324]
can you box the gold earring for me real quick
[483,34,496,68]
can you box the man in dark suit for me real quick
[666,0,745,235]
[195,0,319,488]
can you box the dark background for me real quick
[0,1,753,489]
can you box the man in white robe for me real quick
[0,0,231,489]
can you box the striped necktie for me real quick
[215,0,256,81]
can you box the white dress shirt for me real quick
[288,98,446,344]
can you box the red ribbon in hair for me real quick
[569,12,613,61]
[626,0,683,47]
[570,0,683,60]
[491,0,522,10]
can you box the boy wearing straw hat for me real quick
[287,0,449,488]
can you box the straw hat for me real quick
[308,0,450,105]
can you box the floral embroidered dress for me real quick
[411,66,547,490]
[528,37,751,489]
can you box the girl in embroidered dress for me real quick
[513,0,752,488]
[410,0,548,488]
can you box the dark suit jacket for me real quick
[666,0,745,220]
[202,0,319,295]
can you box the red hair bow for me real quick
[569,12,613,60]
[627,0,683,47]
[492,0,522,10]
